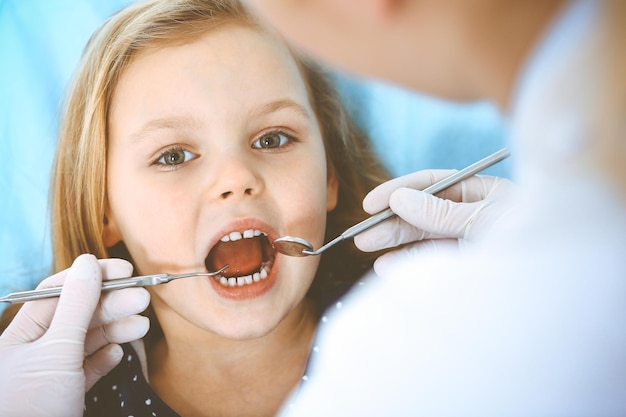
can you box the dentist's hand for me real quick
[354,170,516,275]
[0,254,150,417]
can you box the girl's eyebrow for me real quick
[129,115,201,143]
[129,99,309,143]
[252,99,311,120]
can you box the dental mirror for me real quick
[272,147,510,257]
[272,236,315,257]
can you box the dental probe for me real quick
[273,147,511,257]
[0,264,229,304]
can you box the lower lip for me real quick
[207,258,278,301]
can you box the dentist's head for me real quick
[246,0,566,108]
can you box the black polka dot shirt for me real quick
[84,276,371,416]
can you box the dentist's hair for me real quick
[51,0,389,318]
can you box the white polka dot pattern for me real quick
[84,278,369,416]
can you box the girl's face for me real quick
[105,25,338,340]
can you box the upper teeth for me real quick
[220,229,266,242]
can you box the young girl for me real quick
[45,0,389,415]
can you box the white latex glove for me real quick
[354,169,516,275]
[0,254,150,417]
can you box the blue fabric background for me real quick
[0,1,508,314]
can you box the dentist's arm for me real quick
[0,254,150,417]
[354,170,516,275]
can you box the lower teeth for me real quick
[215,263,271,288]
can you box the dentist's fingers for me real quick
[385,176,516,244]
[363,170,500,214]
[90,287,150,328]
[373,239,459,278]
[355,186,473,252]
[362,169,459,214]
[460,175,503,202]
[45,254,103,346]
[2,258,139,344]
[3,255,100,344]
[84,315,149,357]
[1,273,72,344]
[355,176,513,253]
[388,188,483,239]
[37,258,134,289]
[354,216,438,252]
[84,344,125,391]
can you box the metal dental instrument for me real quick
[0,264,229,304]
[273,147,511,257]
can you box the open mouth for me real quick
[205,229,276,288]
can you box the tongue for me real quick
[207,238,264,277]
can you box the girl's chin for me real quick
[197,313,288,341]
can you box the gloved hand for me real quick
[354,169,516,275]
[0,254,150,417]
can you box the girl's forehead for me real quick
[108,24,318,138]
[115,24,309,101]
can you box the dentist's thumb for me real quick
[46,254,103,344]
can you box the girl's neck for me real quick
[147,298,318,417]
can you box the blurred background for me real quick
[0,0,509,313]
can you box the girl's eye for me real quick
[252,131,292,149]
[155,148,198,166]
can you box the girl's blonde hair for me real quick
[53,0,252,270]
[52,0,389,313]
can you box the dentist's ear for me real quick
[327,0,404,26]
[102,213,122,248]
[327,164,339,212]
[367,0,403,22]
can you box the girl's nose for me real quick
[220,188,252,200]
[208,154,264,202]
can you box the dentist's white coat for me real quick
[282,1,626,415]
